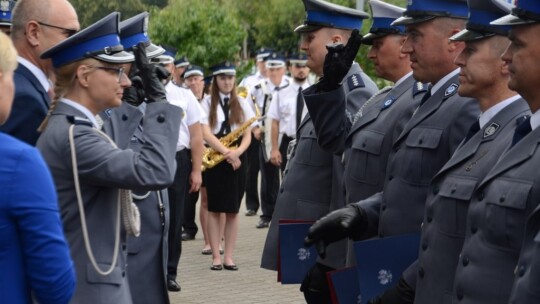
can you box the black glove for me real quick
[367,277,415,304]
[132,42,169,103]
[123,63,146,107]
[304,203,367,258]
[317,29,363,92]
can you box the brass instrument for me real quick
[201,88,261,171]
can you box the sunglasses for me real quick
[37,21,78,37]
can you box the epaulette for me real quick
[347,74,366,91]
[66,115,93,127]
[413,82,429,96]
[443,83,459,99]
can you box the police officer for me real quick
[305,0,480,301]
[0,0,15,35]
[260,1,378,303]
[404,0,529,303]
[37,12,181,304]
[173,55,189,87]
[268,52,311,172]
[443,2,540,303]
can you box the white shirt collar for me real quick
[394,71,413,87]
[60,98,99,129]
[530,107,540,131]
[219,92,231,101]
[479,95,521,128]
[431,68,460,95]
[17,56,51,92]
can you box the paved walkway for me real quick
[169,202,305,304]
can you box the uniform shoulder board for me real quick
[444,83,459,98]
[413,82,429,96]
[66,115,93,127]
[347,73,366,91]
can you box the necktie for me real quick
[512,116,532,147]
[296,87,304,129]
[463,120,480,143]
[419,88,432,107]
[218,97,231,135]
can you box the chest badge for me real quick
[483,122,500,138]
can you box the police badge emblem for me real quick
[445,83,459,97]
[483,122,500,138]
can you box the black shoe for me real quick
[223,264,238,271]
[256,219,270,229]
[167,279,181,292]
[210,264,223,271]
[181,232,195,241]
[245,209,257,216]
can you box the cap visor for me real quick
[96,50,135,64]
[450,29,494,41]
[0,22,11,26]
[490,14,536,26]
[294,23,323,33]
[392,15,436,26]
[361,32,386,45]
[145,43,165,59]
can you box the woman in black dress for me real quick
[201,62,254,270]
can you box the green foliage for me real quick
[149,0,245,73]
[70,0,148,27]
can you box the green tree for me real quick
[70,0,148,27]
[149,0,246,73]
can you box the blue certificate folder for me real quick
[278,220,317,284]
[327,267,361,304]
[354,233,421,304]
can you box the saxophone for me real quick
[201,87,261,171]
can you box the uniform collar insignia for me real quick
[444,83,459,97]
[483,122,500,138]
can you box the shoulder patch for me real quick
[66,115,93,127]
[381,96,396,111]
[444,83,459,98]
[483,122,500,138]
[347,74,366,91]
[413,82,429,96]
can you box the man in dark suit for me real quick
[260,1,378,303]
[0,0,79,145]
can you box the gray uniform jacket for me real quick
[304,74,427,204]
[451,116,540,304]
[37,101,181,304]
[102,103,174,304]
[409,98,530,304]
[261,63,378,270]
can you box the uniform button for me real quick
[421,242,428,250]
[418,267,425,278]
[427,216,433,223]
[433,186,439,195]
[462,257,469,266]
[382,205,387,211]
[419,139,423,144]
[471,226,478,234]
[500,197,506,203]
[362,143,366,148]
[309,130,313,135]
[451,187,456,194]
[122,243,127,251]
[388,175,394,181]
[122,114,128,121]
[478,191,484,201]
[122,271,126,277]
[157,114,165,123]
[457,289,464,301]
[518,265,526,277]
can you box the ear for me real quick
[447,28,464,52]
[25,21,41,47]
[76,65,92,88]
[331,34,344,44]
[398,36,409,59]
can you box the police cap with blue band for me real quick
[450,0,513,41]
[392,0,468,26]
[152,44,176,64]
[211,61,236,76]
[491,0,540,25]
[0,0,15,27]
[265,52,286,69]
[174,56,189,68]
[294,0,369,33]
[288,53,308,66]
[362,0,406,45]
[120,12,164,59]
[41,12,134,68]
[183,65,204,78]
[256,47,273,62]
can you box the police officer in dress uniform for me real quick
[0,0,15,35]
[441,2,540,303]
[242,47,272,217]
[0,0,79,145]
[37,12,181,304]
[260,1,378,303]
[386,0,527,303]
[173,55,189,87]
[268,52,311,172]
[305,0,481,302]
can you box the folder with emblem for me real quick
[327,266,361,304]
[278,220,317,284]
[354,233,420,303]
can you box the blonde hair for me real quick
[0,32,18,73]
[38,57,100,132]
